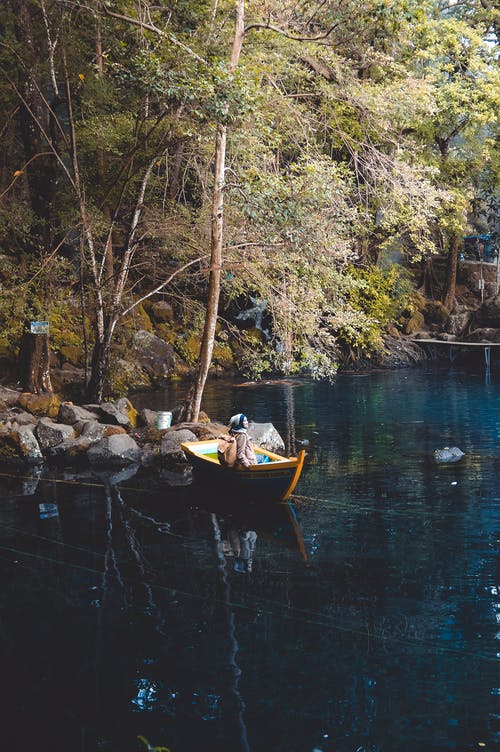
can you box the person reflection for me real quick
[222,528,257,573]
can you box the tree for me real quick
[182,0,245,422]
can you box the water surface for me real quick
[0,367,499,752]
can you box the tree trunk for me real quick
[19,325,53,394]
[87,336,112,402]
[442,233,459,312]
[182,0,245,423]
[168,141,185,200]
[418,254,438,297]
[10,0,58,247]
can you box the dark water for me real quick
[1,367,499,752]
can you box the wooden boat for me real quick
[181,440,306,501]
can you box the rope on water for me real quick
[0,541,496,664]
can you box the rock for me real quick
[115,397,138,428]
[403,311,425,335]
[434,446,465,464]
[98,401,134,429]
[160,428,197,462]
[141,443,161,466]
[58,402,101,425]
[79,421,125,440]
[6,409,39,426]
[444,311,472,337]
[50,366,85,388]
[87,434,142,467]
[173,421,226,440]
[435,333,457,342]
[0,425,43,464]
[131,330,176,383]
[468,328,500,343]
[16,426,43,465]
[138,408,160,428]
[108,358,151,393]
[36,417,75,449]
[171,404,184,425]
[480,294,500,326]
[18,392,61,418]
[425,300,449,325]
[45,437,93,462]
[150,300,173,323]
[0,386,22,410]
[248,422,285,453]
[378,334,426,367]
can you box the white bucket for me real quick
[157,411,172,429]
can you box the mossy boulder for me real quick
[18,392,61,418]
[424,300,449,326]
[0,431,24,461]
[108,358,151,396]
[0,387,21,410]
[150,301,174,323]
[115,397,138,429]
[0,426,43,464]
[59,344,83,366]
[174,333,201,365]
[212,342,233,368]
[241,327,267,345]
[403,311,425,335]
[121,303,153,333]
[131,330,176,384]
[155,324,176,345]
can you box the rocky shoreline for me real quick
[0,386,285,471]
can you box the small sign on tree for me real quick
[30,320,49,334]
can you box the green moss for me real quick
[241,327,266,344]
[212,342,233,368]
[424,300,449,325]
[121,303,153,333]
[155,323,176,344]
[59,344,83,366]
[174,333,201,365]
[403,311,425,334]
[0,438,21,459]
[108,358,150,396]
[18,392,61,417]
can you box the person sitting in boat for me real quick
[228,413,257,467]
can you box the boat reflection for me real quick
[221,528,257,573]
[192,491,308,566]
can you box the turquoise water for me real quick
[0,366,499,751]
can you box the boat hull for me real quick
[181,441,305,502]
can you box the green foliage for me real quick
[336,265,415,349]
[0,0,499,386]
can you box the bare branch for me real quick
[244,19,338,42]
[98,2,208,66]
[120,256,210,318]
[0,151,52,201]
[5,75,75,190]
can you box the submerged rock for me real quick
[434,446,465,464]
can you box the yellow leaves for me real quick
[78,73,85,81]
